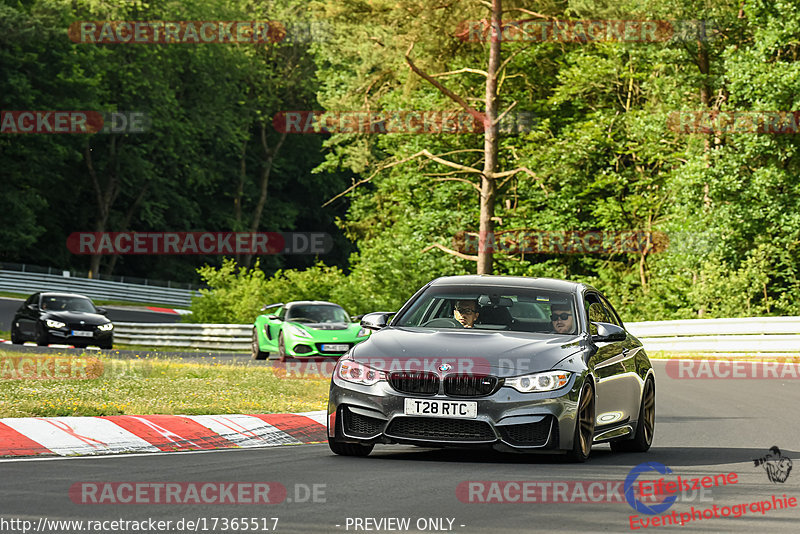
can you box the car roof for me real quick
[427,275,594,294]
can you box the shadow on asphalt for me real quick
[361,445,796,468]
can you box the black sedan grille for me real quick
[388,371,439,395]
[386,417,495,442]
[443,375,498,397]
[342,408,385,438]
[497,417,556,447]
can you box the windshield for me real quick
[40,296,97,313]
[285,304,350,323]
[394,286,578,334]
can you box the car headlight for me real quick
[285,324,312,338]
[505,370,571,393]
[336,359,385,386]
[45,319,66,329]
[97,322,114,331]
[357,327,371,338]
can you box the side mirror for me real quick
[96,307,108,315]
[268,315,280,321]
[360,311,395,331]
[591,322,627,343]
[27,304,39,311]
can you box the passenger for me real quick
[454,299,479,328]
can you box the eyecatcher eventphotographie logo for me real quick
[453,230,668,256]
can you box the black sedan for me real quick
[11,292,114,349]
[327,275,654,462]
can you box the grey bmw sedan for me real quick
[327,275,655,462]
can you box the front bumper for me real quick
[45,327,113,347]
[285,336,369,358]
[328,372,584,453]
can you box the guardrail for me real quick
[114,323,251,351]
[0,270,199,307]
[625,317,800,354]
[113,317,800,354]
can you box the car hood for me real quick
[350,327,584,376]
[292,322,352,331]
[43,311,109,325]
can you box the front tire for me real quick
[566,381,595,463]
[278,331,287,362]
[611,377,655,453]
[328,410,374,457]
[35,324,49,347]
[10,324,23,344]
[251,329,268,360]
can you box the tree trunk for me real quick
[85,138,119,278]
[241,124,287,268]
[477,0,502,275]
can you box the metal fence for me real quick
[112,317,800,354]
[114,323,250,351]
[0,270,199,308]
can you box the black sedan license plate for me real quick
[404,399,477,418]
[71,330,94,337]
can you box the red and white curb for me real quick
[0,411,326,457]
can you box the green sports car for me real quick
[251,301,370,361]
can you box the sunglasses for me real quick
[455,307,477,314]
[551,313,572,321]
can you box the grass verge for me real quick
[0,349,327,418]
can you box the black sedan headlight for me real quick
[45,319,66,329]
[97,322,114,331]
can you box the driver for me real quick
[550,302,575,334]
[454,299,479,328]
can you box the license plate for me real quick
[321,344,349,352]
[71,330,93,337]
[404,398,477,419]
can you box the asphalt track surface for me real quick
[1,361,799,534]
[0,297,183,332]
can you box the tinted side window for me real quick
[598,295,623,327]
[584,293,613,334]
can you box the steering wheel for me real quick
[421,317,463,328]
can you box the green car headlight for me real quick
[505,371,571,393]
[285,324,312,338]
